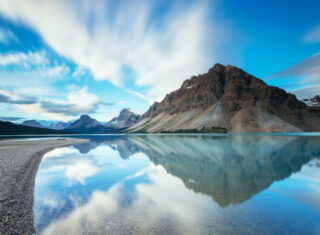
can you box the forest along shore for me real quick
[0,138,88,234]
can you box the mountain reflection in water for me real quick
[34,134,320,234]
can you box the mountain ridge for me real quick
[129,63,320,133]
[65,114,118,134]
[0,120,72,135]
[105,108,140,129]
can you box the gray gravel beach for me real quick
[0,138,87,234]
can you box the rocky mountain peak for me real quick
[130,63,320,133]
[118,108,131,118]
[106,108,141,129]
[68,114,101,130]
[208,63,226,73]
[80,114,91,120]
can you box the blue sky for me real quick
[0,0,319,123]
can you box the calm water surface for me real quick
[33,134,320,234]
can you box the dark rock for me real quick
[135,63,320,132]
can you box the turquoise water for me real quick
[34,134,320,234]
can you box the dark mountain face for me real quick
[65,115,117,134]
[21,120,43,128]
[0,120,70,135]
[67,115,101,129]
[106,109,140,129]
[130,63,320,133]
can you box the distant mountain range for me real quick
[21,120,71,130]
[129,63,320,133]
[0,121,71,135]
[63,109,141,134]
[1,64,320,135]
[64,115,115,134]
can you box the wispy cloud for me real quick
[0,87,112,120]
[270,52,320,83]
[0,51,71,97]
[303,25,320,44]
[0,27,18,44]
[292,84,320,99]
[0,50,48,67]
[0,0,229,101]
[0,90,37,104]
[0,116,25,122]
[72,66,86,78]
[266,24,320,99]
[268,52,320,98]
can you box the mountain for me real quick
[65,115,117,134]
[21,120,43,128]
[105,108,140,129]
[127,135,320,206]
[48,121,71,130]
[0,120,71,135]
[21,119,71,130]
[129,63,320,133]
[69,135,320,206]
[303,95,320,107]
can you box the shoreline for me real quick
[0,138,88,234]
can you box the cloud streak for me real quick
[268,52,320,98]
[303,25,320,44]
[0,116,25,121]
[0,27,18,44]
[0,87,112,120]
[270,52,320,82]
[0,50,48,67]
[0,90,38,104]
[0,0,227,101]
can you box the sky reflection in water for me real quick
[34,134,320,234]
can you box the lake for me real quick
[33,134,320,234]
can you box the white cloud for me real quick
[268,52,320,98]
[303,25,320,44]
[0,27,18,44]
[0,0,228,101]
[36,64,70,78]
[40,164,218,235]
[0,50,49,67]
[0,86,111,120]
[124,88,150,103]
[269,25,320,98]
[41,147,100,185]
[291,85,320,99]
[72,66,86,78]
[269,52,320,80]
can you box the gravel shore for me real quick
[0,138,88,234]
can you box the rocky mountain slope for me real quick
[106,108,140,129]
[129,63,320,133]
[65,115,117,134]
